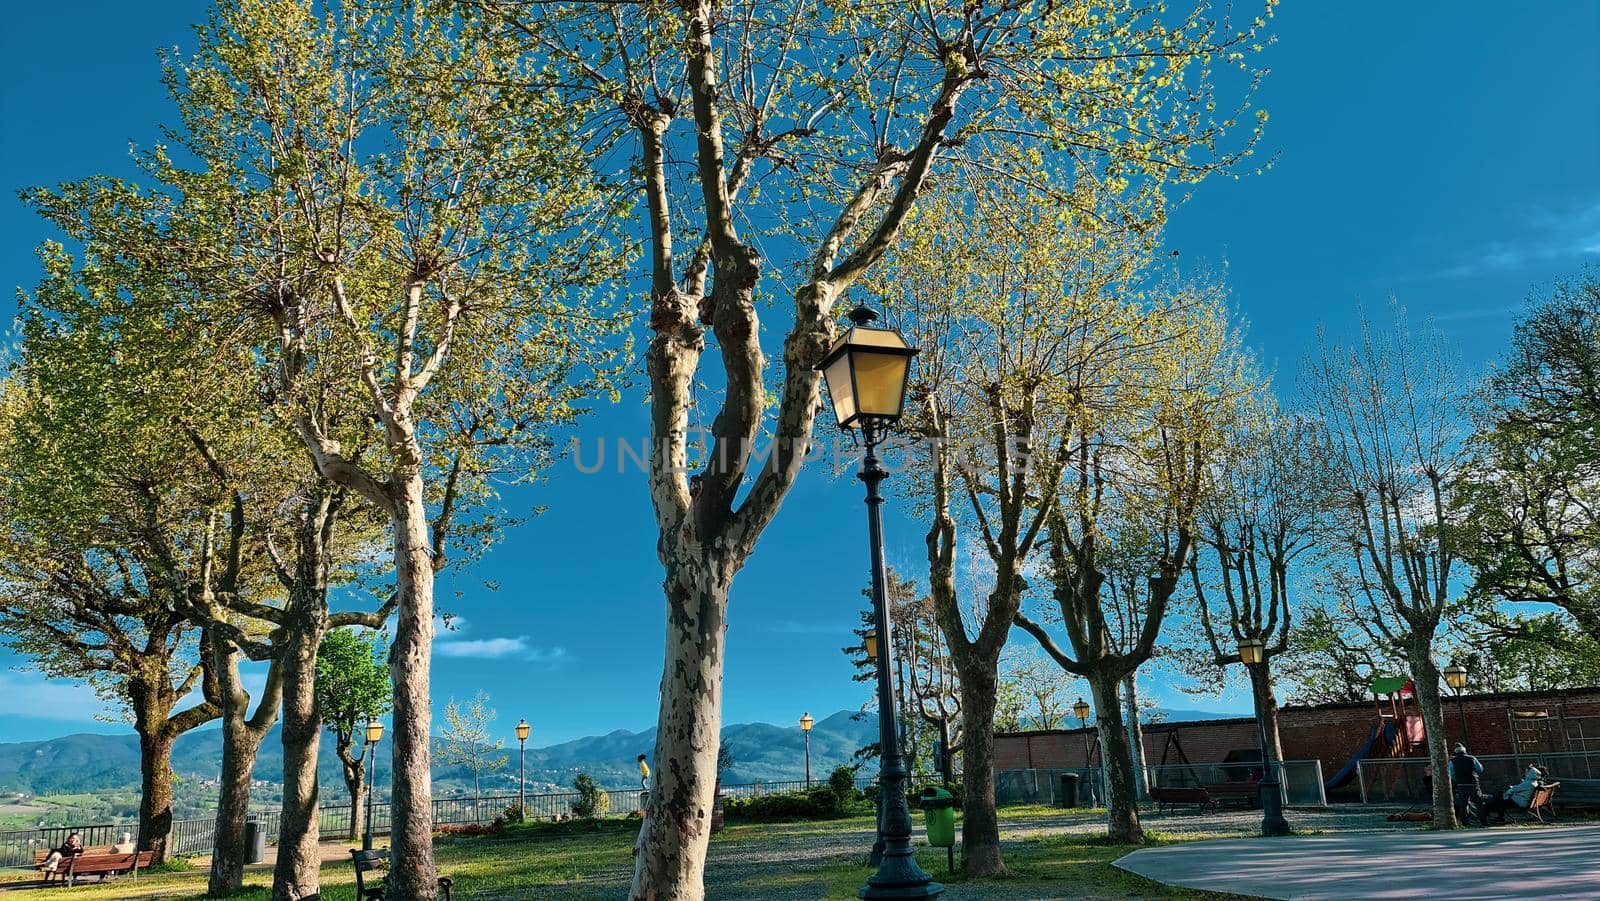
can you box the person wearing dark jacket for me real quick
[1449,743,1485,825]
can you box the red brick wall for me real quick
[993,687,1600,792]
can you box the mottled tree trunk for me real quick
[1247,662,1284,764]
[630,554,727,900]
[1121,674,1148,800]
[272,617,326,901]
[386,478,439,901]
[209,641,281,896]
[135,728,176,863]
[338,739,368,843]
[1090,674,1144,844]
[957,666,1004,876]
[1408,642,1457,828]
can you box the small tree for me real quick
[572,773,611,819]
[437,692,509,798]
[316,629,392,841]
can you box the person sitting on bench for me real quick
[40,833,82,873]
[1481,764,1544,825]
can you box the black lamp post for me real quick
[800,712,815,787]
[1444,663,1470,743]
[1238,638,1290,836]
[362,718,385,850]
[516,719,531,814]
[1072,698,1093,805]
[818,305,942,900]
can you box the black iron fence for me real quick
[1,776,872,869]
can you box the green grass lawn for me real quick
[0,809,1236,900]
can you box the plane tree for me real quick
[466,0,1273,890]
[104,4,630,896]
[1014,281,1257,843]
[1300,308,1467,827]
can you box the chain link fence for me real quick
[1357,751,1600,804]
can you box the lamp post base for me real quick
[860,875,946,899]
[1258,778,1291,836]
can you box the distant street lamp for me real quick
[799,712,815,787]
[817,305,941,900]
[1073,697,1093,805]
[1444,663,1470,743]
[1237,638,1290,837]
[516,719,531,814]
[362,718,385,850]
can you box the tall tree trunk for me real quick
[1121,674,1148,800]
[1090,673,1144,844]
[135,728,177,863]
[386,479,439,901]
[956,665,1004,876]
[272,617,326,901]
[209,640,281,896]
[1247,662,1284,764]
[631,555,727,900]
[337,737,367,843]
[1408,641,1457,828]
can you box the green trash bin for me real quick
[919,786,956,846]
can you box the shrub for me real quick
[143,855,194,874]
[503,801,526,824]
[435,822,502,837]
[723,787,845,822]
[572,773,610,818]
[829,766,858,804]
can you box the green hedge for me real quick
[722,787,847,821]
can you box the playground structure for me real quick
[1323,677,1425,793]
[993,684,1600,809]
[1339,679,1600,806]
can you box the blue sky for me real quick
[2,3,1597,747]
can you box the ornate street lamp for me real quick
[1072,697,1093,806]
[362,718,385,850]
[1236,638,1290,836]
[516,719,531,814]
[800,712,815,787]
[1444,663,1470,743]
[817,304,941,900]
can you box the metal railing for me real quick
[0,777,876,869]
[1357,751,1600,804]
[995,767,1109,808]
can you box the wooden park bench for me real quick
[1202,779,1262,808]
[33,849,154,887]
[1150,786,1216,813]
[351,849,454,900]
[1523,781,1560,824]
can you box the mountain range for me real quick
[0,710,879,798]
[0,705,1239,799]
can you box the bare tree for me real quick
[1185,409,1328,775]
[1300,306,1466,827]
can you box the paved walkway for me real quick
[1115,824,1600,900]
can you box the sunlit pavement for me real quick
[1115,824,1600,900]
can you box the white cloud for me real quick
[435,636,530,658]
[1431,200,1600,280]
